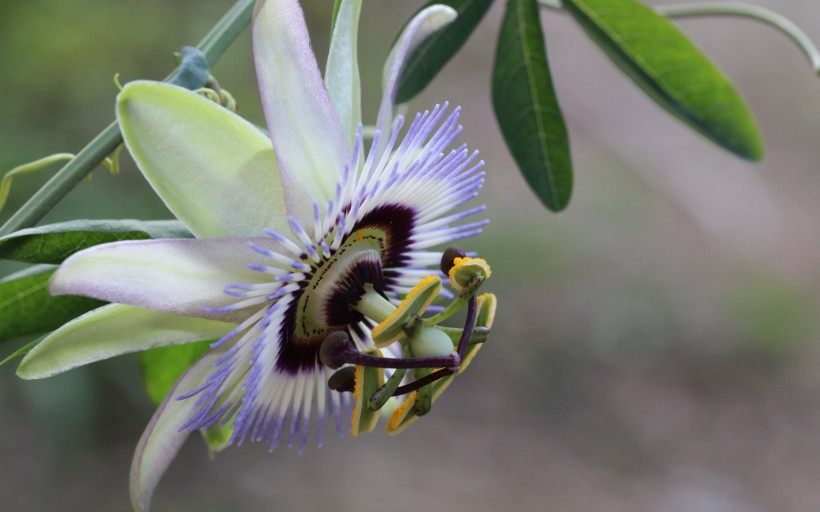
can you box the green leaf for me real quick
[17,304,232,380]
[492,0,573,212]
[0,266,104,341]
[0,337,42,367]
[395,0,494,104]
[563,0,764,160]
[0,219,192,264]
[139,340,212,406]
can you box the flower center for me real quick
[272,204,415,373]
[296,231,384,339]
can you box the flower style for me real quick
[16,1,494,510]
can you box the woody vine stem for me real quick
[0,0,255,237]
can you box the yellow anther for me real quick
[386,391,417,434]
[386,374,456,435]
[448,257,492,293]
[352,348,384,437]
[457,293,496,373]
[476,292,497,329]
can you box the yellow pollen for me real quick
[351,364,364,436]
[447,256,470,282]
[387,391,417,432]
[448,256,491,291]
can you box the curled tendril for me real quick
[0,145,123,214]
[194,86,237,112]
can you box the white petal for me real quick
[117,81,288,238]
[375,5,457,155]
[253,0,350,230]
[130,350,223,512]
[16,304,231,379]
[325,0,362,149]
[49,238,278,320]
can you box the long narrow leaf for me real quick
[493,0,573,212]
[0,219,192,264]
[0,337,42,367]
[395,0,494,104]
[563,0,764,160]
[0,266,103,341]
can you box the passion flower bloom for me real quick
[17,0,492,510]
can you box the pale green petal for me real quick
[130,350,223,512]
[17,304,231,379]
[375,5,457,156]
[325,0,362,149]
[49,238,275,320]
[253,0,350,230]
[117,81,287,238]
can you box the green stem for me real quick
[0,0,255,237]
[655,2,820,74]
[536,1,820,74]
[197,0,256,67]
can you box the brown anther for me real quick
[328,367,356,393]
[319,331,354,370]
[440,246,467,275]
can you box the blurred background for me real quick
[2,0,820,510]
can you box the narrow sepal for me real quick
[395,0,494,103]
[375,5,457,156]
[17,304,231,379]
[130,350,224,512]
[253,0,350,229]
[325,0,363,148]
[49,238,277,321]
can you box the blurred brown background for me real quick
[2,0,820,510]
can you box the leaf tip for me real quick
[739,135,765,162]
